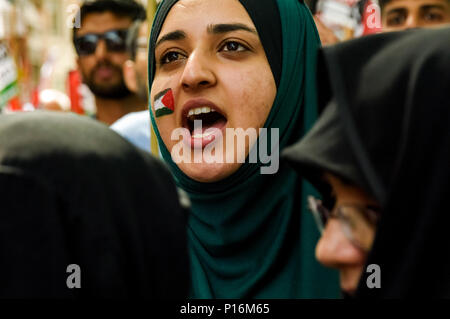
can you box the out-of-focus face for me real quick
[134,21,150,100]
[382,0,450,31]
[315,173,379,295]
[151,0,276,183]
[76,12,133,98]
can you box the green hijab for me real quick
[148,0,339,298]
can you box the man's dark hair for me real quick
[73,0,147,48]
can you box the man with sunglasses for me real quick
[73,0,147,125]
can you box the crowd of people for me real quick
[0,0,449,299]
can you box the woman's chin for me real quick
[178,162,242,183]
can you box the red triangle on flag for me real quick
[161,89,174,111]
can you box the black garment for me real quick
[283,27,450,297]
[0,112,188,298]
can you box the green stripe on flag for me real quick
[155,107,174,117]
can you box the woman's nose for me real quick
[180,50,216,91]
[315,219,366,269]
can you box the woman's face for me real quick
[151,0,276,182]
[315,173,379,295]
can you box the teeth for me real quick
[192,131,214,139]
[187,107,216,118]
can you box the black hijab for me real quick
[283,27,450,298]
[0,112,188,298]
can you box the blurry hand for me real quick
[314,15,340,46]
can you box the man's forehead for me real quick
[76,12,133,36]
[385,0,450,8]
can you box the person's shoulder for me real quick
[110,110,150,131]
[110,110,152,152]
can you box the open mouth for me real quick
[184,107,227,145]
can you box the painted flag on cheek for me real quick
[154,88,174,118]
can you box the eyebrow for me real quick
[421,4,446,10]
[207,23,257,35]
[386,8,407,15]
[155,23,257,50]
[155,30,186,49]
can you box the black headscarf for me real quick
[283,27,450,297]
[0,112,188,298]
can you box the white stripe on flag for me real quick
[154,97,165,111]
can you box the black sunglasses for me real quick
[74,29,129,56]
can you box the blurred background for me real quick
[0,0,379,115]
[0,0,158,114]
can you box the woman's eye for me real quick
[221,41,247,52]
[160,51,184,64]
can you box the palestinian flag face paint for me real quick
[154,88,174,118]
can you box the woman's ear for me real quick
[123,60,138,93]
